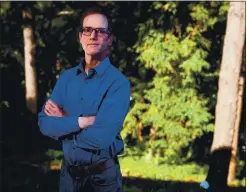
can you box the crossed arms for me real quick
[38,71,131,149]
[44,99,96,129]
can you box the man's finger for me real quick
[45,108,52,116]
[45,107,57,116]
[45,104,56,114]
[45,101,55,110]
[87,116,96,125]
[48,99,58,108]
[89,116,96,121]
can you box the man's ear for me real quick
[108,35,115,46]
[77,26,82,39]
[79,32,84,44]
[78,32,82,40]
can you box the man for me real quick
[38,7,131,192]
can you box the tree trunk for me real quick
[205,2,245,191]
[23,6,37,114]
[211,1,245,152]
[227,45,246,184]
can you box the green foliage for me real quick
[236,160,245,178]
[45,149,63,161]
[34,2,52,12]
[123,2,228,164]
[0,2,10,16]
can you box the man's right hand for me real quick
[78,116,96,129]
[45,99,67,117]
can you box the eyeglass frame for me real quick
[80,27,111,37]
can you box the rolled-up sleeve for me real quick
[77,80,131,149]
[38,71,80,140]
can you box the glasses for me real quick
[81,27,110,37]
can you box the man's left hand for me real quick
[44,99,67,117]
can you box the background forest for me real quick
[0,1,245,192]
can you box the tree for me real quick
[227,55,245,183]
[22,5,37,113]
[210,1,245,155]
[205,2,245,190]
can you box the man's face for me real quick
[79,14,113,57]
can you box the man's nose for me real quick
[90,30,97,39]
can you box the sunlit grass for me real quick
[119,156,208,183]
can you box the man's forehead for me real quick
[83,14,108,28]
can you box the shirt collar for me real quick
[76,57,110,77]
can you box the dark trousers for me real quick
[59,156,122,192]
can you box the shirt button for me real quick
[81,97,83,100]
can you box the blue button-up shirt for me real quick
[38,57,131,163]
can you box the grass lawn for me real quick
[119,156,208,183]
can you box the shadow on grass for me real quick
[1,158,245,192]
[123,177,245,192]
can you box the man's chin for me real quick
[86,50,108,57]
[85,49,108,58]
[86,51,100,56]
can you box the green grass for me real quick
[119,156,208,182]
